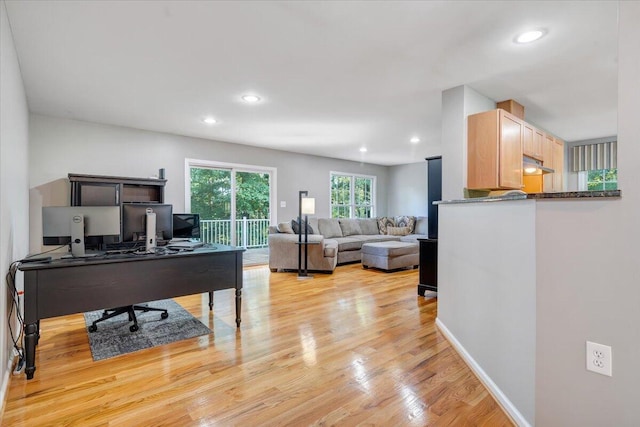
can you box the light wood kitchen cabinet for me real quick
[543,135,564,192]
[552,137,564,190]
[524,124,534,159]
[524,124,544,160]
[522,122,544,160]
[534,128,544,160]
[468,109,524,190]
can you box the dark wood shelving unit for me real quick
[68,173,167,242]
[69,173,166,207]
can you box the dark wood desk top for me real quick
[19,244,244,271]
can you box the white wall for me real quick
[386,162,427,217]
[0,0,30,411]
[28,115,392,251]
[535,2,640,425]
[437,201,537,425]
[440,85,496,201]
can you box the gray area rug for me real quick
[83,299,211,361]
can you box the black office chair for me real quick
[88,304,168,333]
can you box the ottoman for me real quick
[361,241,419,271]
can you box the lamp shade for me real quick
[301,197,315,215]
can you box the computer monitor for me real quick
[172,213,201,240]
[122,203,173,244]
[42,206,121,257]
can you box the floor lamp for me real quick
[298,191,315,278]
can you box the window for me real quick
[330,172,375,218]
[186,158,276,248]
[572,141,617,191]
[586,168,617,191]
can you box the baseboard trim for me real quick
[435,317,531,427]
[0,355,13,418]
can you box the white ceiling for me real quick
[4,1,618,166]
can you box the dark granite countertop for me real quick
[435,194,528,205]
[526,190,621,199]
[436,190,621,205]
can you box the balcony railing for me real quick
[200,218,270,248]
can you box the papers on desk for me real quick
[166,240,205,249]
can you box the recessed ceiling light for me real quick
[515,29,545,44]
[202,117,217,125]
[410,137,420,143]
[242,94,261,103]
[359,147,367,153]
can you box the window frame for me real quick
[329,171,376,218]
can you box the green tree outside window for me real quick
[190,168,270,220]
[587,168,617,191]
[330,173,375,218]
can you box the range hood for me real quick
[523,157,554,175]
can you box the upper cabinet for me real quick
[524,124,544,160]
[468,109,524,190]
[468,99,566,193]
[543,136,564,192]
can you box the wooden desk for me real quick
[18,245,244,379]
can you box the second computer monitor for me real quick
[42,206,121,256]
[172,213,201,239]
[122,203,173,242]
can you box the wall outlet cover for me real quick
[586,341,612,377]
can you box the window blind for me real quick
[571,141,617,172]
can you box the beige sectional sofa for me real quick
[268,216,428,273]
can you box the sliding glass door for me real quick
[190,167,233,245]
[187,160,274,248]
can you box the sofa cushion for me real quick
[348,235,397,244]
[359,218,380,235]
[277,222,295,234]
[394,216,416,233]
[400,234,429,243]
[307,217,319,234]
[318,218,343,238]
[291,219,314,234]
[414,216,428,235]
[334,237,363,252]
[338,219,362,236]
[387,226,411,236]
[323,240,338,258]
[377,217,395,234]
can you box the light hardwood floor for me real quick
[2,264,513,426]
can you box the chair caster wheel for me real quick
[129,325,139,332]
[161,312,169,319]
[88,325,97,333]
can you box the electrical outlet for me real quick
[586,341,612,376]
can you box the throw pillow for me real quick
[377,217,395,235]
[277,222,295,234]
[387,226,411,236]
[394,215,416,233]
[291,219,314,234]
